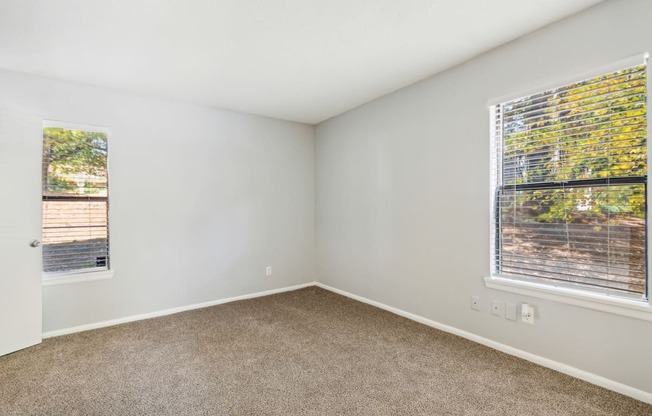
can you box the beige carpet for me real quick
[1,287,650,415]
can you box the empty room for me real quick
[2,0,652,414]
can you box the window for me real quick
[42,122,110,275]
[490,59,648,302]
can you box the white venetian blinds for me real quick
[490,61,648,299]
[42,124,109,273]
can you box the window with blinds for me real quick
[42,123,109,274]
[490,60,648,300]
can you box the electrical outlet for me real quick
[521,302,534,324]
[491,300,504,317]
[266,266,272,276]
[471,296,480,311]
[505,303,517,321]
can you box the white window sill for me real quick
[43,269,114,286]
[484,275,652,322]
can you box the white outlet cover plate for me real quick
[492,301,505,317]
[471,296,480,311]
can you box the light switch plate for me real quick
[505,303,517,321]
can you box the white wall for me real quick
[0,69,315,332]
[316,0,652,395]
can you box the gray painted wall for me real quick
[0,69,316,332]
[315,0,652,394]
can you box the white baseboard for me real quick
[42,282,316,339]
[315,282,652,405]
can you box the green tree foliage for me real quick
[501,65,647,223]
[42,127,108,194]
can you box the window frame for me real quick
[41,120,114,285]
[485,54,652,320]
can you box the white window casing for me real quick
[41,121,112,282]
[487,54,652,320]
